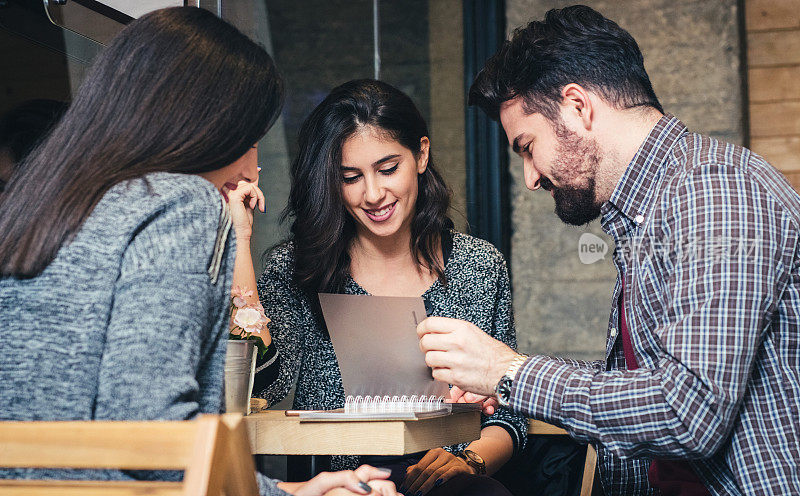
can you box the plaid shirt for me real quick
[510,115,800,495]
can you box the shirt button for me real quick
[610,327,618,338]
[634,214,645,224]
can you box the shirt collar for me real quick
[600,114,688,234]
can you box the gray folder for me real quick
[318,293,449,399]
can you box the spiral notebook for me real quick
[297,293,463,420]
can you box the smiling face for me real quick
[500,97,602,226]
[199,143,259,201]
[340,126,429,241]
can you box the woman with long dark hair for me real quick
[0,9,398,496]
[251,80,526,496]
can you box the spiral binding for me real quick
[344,395,446,414]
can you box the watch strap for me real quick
[504,353,529,381]
[495,353,529,407]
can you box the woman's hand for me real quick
[225,178,265,242]
[402,448,473,495]
[278,465,400,496]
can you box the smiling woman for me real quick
[285,79,452,296]
[251,79,527,496]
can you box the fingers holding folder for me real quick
[416,316,518,397]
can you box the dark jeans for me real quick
[363,453,512,496]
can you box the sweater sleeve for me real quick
[90,188,289,494]
[93,189,232,421]
[255,245,309,406]
[257,473,292,496]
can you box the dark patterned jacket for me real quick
[255,231,528,470]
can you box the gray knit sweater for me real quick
[256,232,528,471]
[0,173,285,495]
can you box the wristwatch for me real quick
[494,353,529,408]
[457,449,486,475]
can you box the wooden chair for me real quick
[0,414,259,496]
[529,419,597,496]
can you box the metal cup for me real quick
[224,340,256,414]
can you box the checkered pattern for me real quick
[510,115,800,495]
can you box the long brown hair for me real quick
[0,7,283,278]
[286,79,452,294]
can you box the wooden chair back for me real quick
[0,414,259,496]
[529,419,597,496]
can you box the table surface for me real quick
[244,406,594,494]
[244,410,482,456]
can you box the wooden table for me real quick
[244,409,481,481]
[243,408,595,492]
[244,409,481,456]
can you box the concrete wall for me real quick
[430,0,468,230]
[506,0,745,360]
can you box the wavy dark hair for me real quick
[0,7,283,278]
[469,5,662,121]
[287,79,452,294]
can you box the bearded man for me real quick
[418,5,800,496]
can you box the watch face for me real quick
[460,449,486,475]
[496,377,513,406]
[463,449,484,465]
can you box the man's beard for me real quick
[548,179,600,226]
[544,122,603,226]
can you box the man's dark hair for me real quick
[469,5,663,121]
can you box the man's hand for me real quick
[417,316,518,396]
[447,385,499,415]
[402,448,473,495]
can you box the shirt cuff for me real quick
[510,355,576,424]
